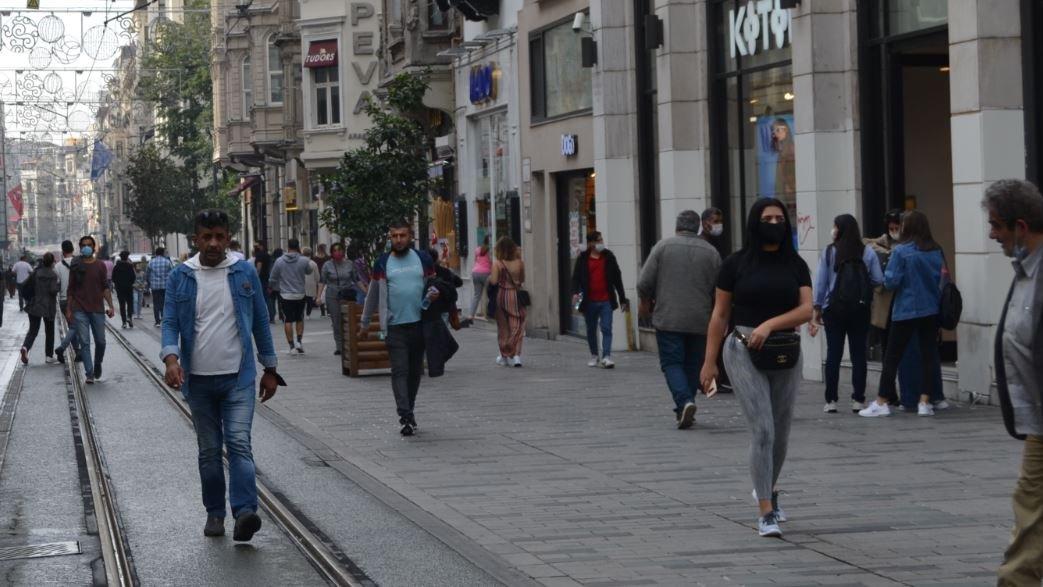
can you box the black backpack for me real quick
[827,247,872,314]
[938,254,962,330]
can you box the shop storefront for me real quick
[555,169,596,334]
[708,0,796,252]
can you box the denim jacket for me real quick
[884,242,943,321]
[160,259,276,397]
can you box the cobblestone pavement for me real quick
[176,314,1021,586]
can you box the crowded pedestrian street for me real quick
[0,295,1019,586]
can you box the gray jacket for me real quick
[269,252,313,297]
[637,231,721,334]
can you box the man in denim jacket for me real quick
[161,209,283,542]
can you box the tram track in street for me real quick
[102,322,372,587]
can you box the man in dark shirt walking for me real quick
[112,250,137,328]
[571,231,629,369]
[66,235,115,384]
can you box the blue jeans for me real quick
[74,311,106,377]
[584,301,614,358]
[185,374,258,518]
[57,301,80,354]
[823,308,870,403]
[655,331,706,412]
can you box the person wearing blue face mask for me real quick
[985,179,1043,586]
[65,235,115,384]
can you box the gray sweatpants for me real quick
[722,330,801,501]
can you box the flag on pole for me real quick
[7,184,23,222]
[90,140,113,180]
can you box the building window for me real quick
[268,37,284,105]
[313,67,340,127]
[529,17,593,122]
[427,0,449,31]
[242,56,253,116]
[708,0,794,251]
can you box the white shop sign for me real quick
[729,0,792,58]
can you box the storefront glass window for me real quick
[711,0,795,251]
[888,0,947,35]
[475,111,516,250]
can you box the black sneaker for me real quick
[233,511,262,542]
[771,491,787,522]
[204,515,225,537]
[408,417,419,432]
[400,423,414,436]
[154,322,161,327]
[128,320,134,328]
[677,402,697,430]
[55,347,65,364]
[333,350,341,356]
[74,351,83,363]
[85,376,94,385]
[93,365,102,382]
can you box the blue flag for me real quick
[90,139,113,180]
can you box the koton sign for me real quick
[305,40,338,68]
[729,0,792,58]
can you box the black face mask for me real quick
[759,222,788,245]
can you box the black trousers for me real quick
[386,322,425,421]
[152,289,166,324]
[24,315,55,356]
[878,315,938,404]
[116,286,134,324]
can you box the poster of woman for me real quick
[756,114,797,237]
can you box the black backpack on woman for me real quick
[826,246,872,315]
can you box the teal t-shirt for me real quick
[386,250,425,325]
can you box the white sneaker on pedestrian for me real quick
[758,511,782,538]
[587,355,600,368]
[286,347,298,355]
[858,402,892,418]
[600,357,615,369]
[511,356,522,368]
[917,402,935,417]
[823,402,838,413]
[295,342,304,354]
[851,400,866,413]
[933,399,951,410]
[45,356,57,364]
[495,355,507,366]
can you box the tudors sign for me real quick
[729,0,791,58]
[469,63,499,105]
[305,40,338,68]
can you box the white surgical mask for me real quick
[889,230,900,241]
[594,243,606,252]
[831,228,839,241]
[710,224,724,237]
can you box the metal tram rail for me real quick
[102,323,366,587]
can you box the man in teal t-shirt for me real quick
[360,220,438,436]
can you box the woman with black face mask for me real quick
[700,198,813,539]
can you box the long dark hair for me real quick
[830,214,864,269]
[740,198,798,260]
[899,210,940,252]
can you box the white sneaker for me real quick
[45,357,57,364]
[858,402,892,418]
[933,399,951,410]
[587,356,600,368]
[600,357,615,369]
[286,347,298,355]
[295,342,305,354]
[851,400,866,413]
[823,402,838,413]
[511,356,522,368]
[917,402,935,417]
[495,355,507,366]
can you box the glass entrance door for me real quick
[555,170,596,335]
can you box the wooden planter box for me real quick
[341,301,390,376]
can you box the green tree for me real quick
[136,0,213,183]
[124,144,192,246]
[321,72,434,263]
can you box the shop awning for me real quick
[228,176,259,197]
[304,40,338,68]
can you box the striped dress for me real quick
[495,263,526,357]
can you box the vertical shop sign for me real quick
[351,2,379,116]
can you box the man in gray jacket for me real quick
[637,210,721,429]
[269,238,313,354]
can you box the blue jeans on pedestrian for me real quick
[584,301,614,358]
[655,330,706,413]
[185,373,258,518]
[823,307,870,403]
[74,311,106,377]
[57,301,80,354]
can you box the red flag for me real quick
[7,184,23,222]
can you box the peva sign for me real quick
[469,63,499,105]
[729,0,792,58]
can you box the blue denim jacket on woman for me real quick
[160,259,277,397]
[884,242,944,321]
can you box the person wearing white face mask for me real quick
[571,231,629,368]
[700,207,726,256]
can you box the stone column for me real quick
[591,0,641,351]
[790,1,861,382]
[948,0,1024,403]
